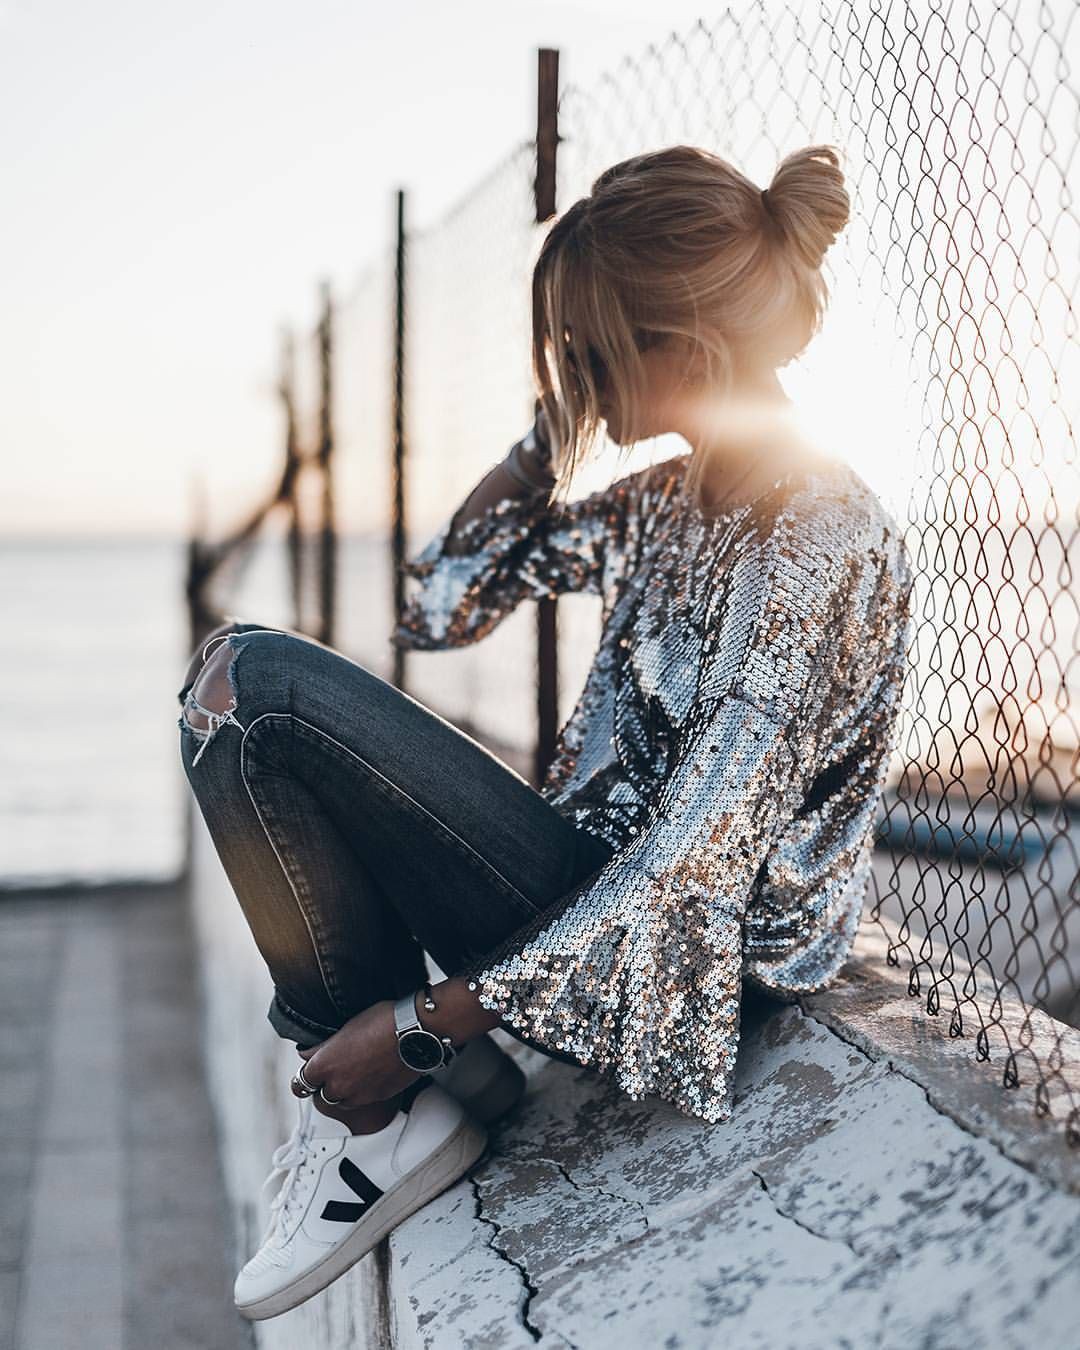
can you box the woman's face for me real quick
[592,336,790,462]
[570,331,697,445]
[601,341,697,444]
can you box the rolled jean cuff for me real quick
[267,991,343,1048]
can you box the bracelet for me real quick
[414,981,461,1058]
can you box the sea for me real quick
[0,532,600,889]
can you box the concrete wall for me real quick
[187,804,1080,1348]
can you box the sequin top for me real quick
[390,448,913,1124]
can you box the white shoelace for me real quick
[257,1094,319,1248]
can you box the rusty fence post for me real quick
[534,46,560,788]
[391,188,408,691]
[278,328,306,631]
[316,279,337,647]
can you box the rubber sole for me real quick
[235,1112,489,1321]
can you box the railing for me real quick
[187,5,1080,1145]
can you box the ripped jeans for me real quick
[176,620,614,1063]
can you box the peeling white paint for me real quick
[189,814,1080,1348]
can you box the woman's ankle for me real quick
[313,1093,403,1134]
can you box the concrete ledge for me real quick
[798,925,1080,1198]
[187,808,1080,1348]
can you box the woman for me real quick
[177,142,913,1321]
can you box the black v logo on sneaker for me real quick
[319,1155,385,1224]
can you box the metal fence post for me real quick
[315,279,337,647]
[279,328,305,631]
[534,46,560,788]
[391,188,408,691]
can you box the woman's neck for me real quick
[687,377,808,512]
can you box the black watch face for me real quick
[399,1029,444,1072]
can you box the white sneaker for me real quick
[234,1078,488,1321]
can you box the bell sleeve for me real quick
[389,472,619,652]
[455,483,909,1124]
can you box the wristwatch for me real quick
[393,990,458,1072]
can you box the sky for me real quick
[0,0,718,538]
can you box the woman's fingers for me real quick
[294,1043,333,1095]
[295,1043,360,1103]
[292,1007,409,1105]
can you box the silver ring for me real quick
[318,1086,345,1105]
[290,1063,318,1097]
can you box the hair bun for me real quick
[764,144,850,269]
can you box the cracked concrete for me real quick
[189,810,1080,1348]
[749,1169,865,1260]
[469,1172,542,1342]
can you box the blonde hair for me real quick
[531,143,851,509]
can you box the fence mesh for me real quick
[268,2,1080,1143]
[393,144,540,749]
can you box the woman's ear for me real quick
[658,332,700,386]
[680,341,708,388]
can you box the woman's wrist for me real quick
[502,414,557,492]
[412,976,502,1051]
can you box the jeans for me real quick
[176,620,615,1069]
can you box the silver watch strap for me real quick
[393,990,421,1034]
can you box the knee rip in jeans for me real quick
[180,632,248,766]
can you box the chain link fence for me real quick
[558,2,1080,1148]
[220,3,1080,1144]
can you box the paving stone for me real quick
[0,1269,19,1350]
[3,884,250,1350]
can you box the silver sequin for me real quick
[391,451,913,1124]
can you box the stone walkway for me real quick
[0,879,252,1350]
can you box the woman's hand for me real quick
[295,999,422,1108]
